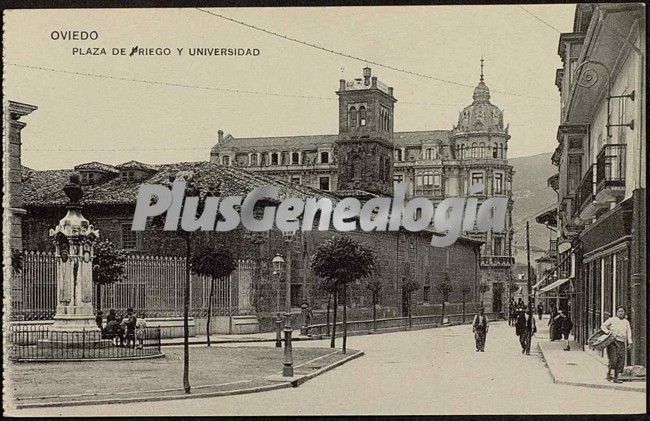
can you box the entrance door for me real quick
[492,283,503,313]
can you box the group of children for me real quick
[95,308,147,349]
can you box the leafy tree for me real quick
[190,245,236,346]
[435,274,453,324]
[11,248,23,274]
[310,236,375,354]
[92,240,126,311]
[365,279,383,332]
[402,279,421,328]
[460,284,472,323]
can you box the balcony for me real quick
[480,255,515,268]
[549,240,557,259]
[595,144,626,202]
[573,165,595,219]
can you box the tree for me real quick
[365,279,383,331]
[402,279,420,328]
[190,245,236,347]
[316,277,338,338]
[92,240,126,311]
[310,236,375,354]
[478,282,490,308]
[11,248,23,274]
[436,274,453,325]
[460,285,472,323]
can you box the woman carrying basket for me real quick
[601,306,633,383]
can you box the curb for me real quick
[538,344,645,393]
[12,349,365,409]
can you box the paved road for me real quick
[11,321,645,416]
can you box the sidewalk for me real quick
[535,316,645,393]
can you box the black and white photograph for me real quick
[2,2,646,416]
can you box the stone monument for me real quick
[49,174,100,333]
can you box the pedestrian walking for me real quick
[123,308,137,348]
[536,303,544,320]
[472,307,489,352]
[560,310,573,351]
[515,309,536,355]
[601,306,632,383]
[548,305,558,340]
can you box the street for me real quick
[13,320,645,416]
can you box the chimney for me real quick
[339,79,346,91]
[363,67,371,85]
[371,76,377,88]
[217,130,223,144]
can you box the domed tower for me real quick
[451,59,514,313]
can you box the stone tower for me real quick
[336,67,396,195]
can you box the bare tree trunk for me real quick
[206,276,215,347]
[342,283,348,354]
[183,235,191,394]
[326,293,331,336]
[330,290,338,349]
[95,284,102,312]
[372,292,377,332]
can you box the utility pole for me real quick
[526,222,533,321]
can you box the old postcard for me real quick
[2,3,646,416]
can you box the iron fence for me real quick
[7,324,163,361]
[10,252,256,320]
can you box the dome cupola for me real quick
[454,59,505,134]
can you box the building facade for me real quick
[210,65,515,312]
[539,3,645,365]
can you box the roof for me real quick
[212,130,453,153]
[117,160,158,172]
[22,161,340,207]
[74,161,119,174]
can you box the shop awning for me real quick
[537,277,571,293]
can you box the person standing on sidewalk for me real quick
[472,307,489,352]
[560,310,573,351]
[536,303,544,320]
[601,306,633,383]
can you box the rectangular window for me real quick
[320,151,329,164]
[393,174,404,183]
[290,176,301,185]
[222,156,230,166]
[319,176,330,191]
[567,155,582,194]
[423,285,430,303]
[121,223,137,250]
[471,172,484,193]
[291,152,300,165]
[271,153,279,165]
[494,173,503,194]
[395,149,403,162]
[493,236,503,255]
[433,173,441,188]
[250,154,258,166]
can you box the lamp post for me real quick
[272,254,284,348]
[281,231,296,377]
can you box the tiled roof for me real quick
[212,130,452,153]
[117,160,158,172]
[73,161,119,174]
[22,161,340,207]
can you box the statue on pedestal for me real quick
[49,174,100,332]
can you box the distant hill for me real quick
[509,152,557,273]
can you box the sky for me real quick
[4,5,576,170]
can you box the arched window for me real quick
[271,153,279,165]
[349,106,358,128]
[250,154,258,166]
[479,142,485,158]
[459,144,465,159]
[434,146,440,159]
[384,159,391,181]
[471,143,477,158]
[500,143,504,158]
[425,148,432,160]
[359,106,367,126]
[379,157,384,180]
[352,155,363,179]
[493,144,498,158]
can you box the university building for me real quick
[210,65,515,312]
[536,3,645,365]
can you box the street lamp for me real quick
[272,254,285,348]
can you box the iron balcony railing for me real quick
[596,144,626,195]
[479,255,515,267]
[549,240,558,259]
[574,164,594,218]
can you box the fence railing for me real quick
[7,325,162,361]
[595,144,626,194]
[306,311,502,337]
[10,252,256,321]
[574,164,595,218]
